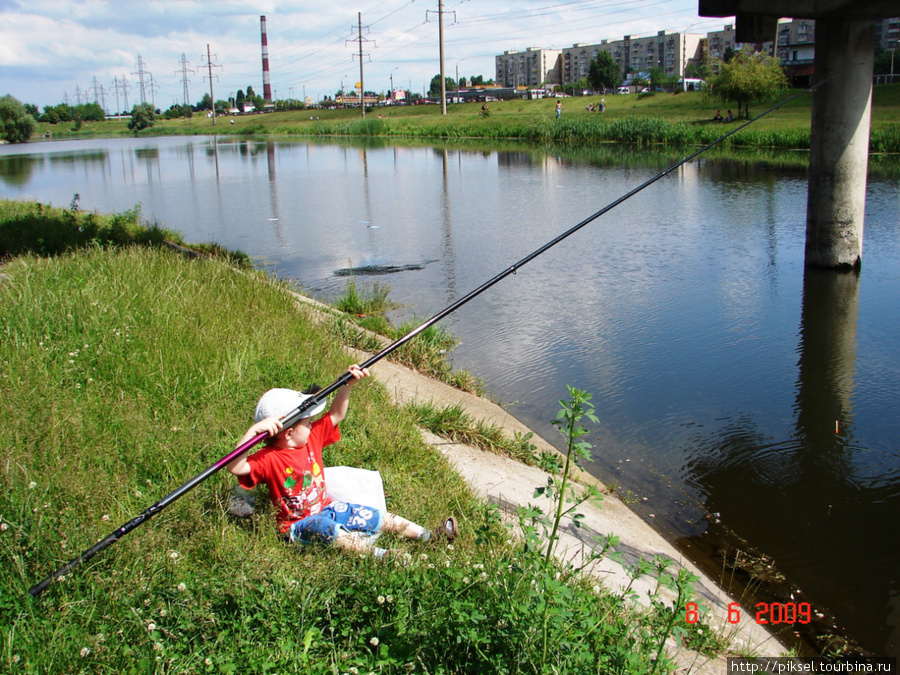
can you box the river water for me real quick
[2,136,898,657]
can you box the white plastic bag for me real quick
[324,466,387,515]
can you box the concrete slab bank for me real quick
[371,357,788,668]
[296,295,788,670]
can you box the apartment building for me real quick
[875,16,899,51]
[502,16,897,92]
[559,31,703,86]
[495,47,562,88]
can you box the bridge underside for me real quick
[699,0,892,269]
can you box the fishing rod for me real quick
[28,89,810,598]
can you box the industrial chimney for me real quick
[260,15,272,104]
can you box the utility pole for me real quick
[200,45,222,125]
[347,13,375,118]
[176,53,192,107]
[427,1,456,115]
[133,55,150,104]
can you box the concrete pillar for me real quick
[805,18,875,269]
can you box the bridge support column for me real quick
[805,17,875,269]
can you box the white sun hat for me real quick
[254,388,326,423]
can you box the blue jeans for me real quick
[288,501,383,544]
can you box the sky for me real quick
[0,0,736,111]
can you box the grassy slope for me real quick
[33,83,900,143]
[1,243,722,673]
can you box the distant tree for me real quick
[587,51,622,91]
[197,93,212,111]
[470,75,484,86]
[23,103,40,117]
[235,90,245,108]
[75,102,105,122]
[709,50,788,119]
[41,103,73,123]
[127,102,156,134]
[428,74,456,97]
[163,103,193,120]
[874,49,897,76]
[0,94,36,143]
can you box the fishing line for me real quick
[28,86,816,598]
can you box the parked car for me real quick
[616,86,630,95]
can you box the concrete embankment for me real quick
[294,293,787,672]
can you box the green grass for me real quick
[30,84,900,152]
[0,211,730,672]
[0,199,250,266]
[406,401,538,464]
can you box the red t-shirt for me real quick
[238,415,341,533]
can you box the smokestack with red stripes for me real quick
[260,15,272,104]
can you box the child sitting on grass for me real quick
[227,364,457,558]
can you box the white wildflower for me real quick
[80,647,90,658]
[28,481,37,490]
[154,642,163,651]
[147,622,156,631]
[385,595,393,604]
[168,551,179,561]
[377,595,385,605]
[1,523,8,532]
[369,636,379,647]
[592,585,601,594]
[177,582,187,592]
[101,514,110,522]
[462,576,470,584]
[205,658,213,666]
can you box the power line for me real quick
[347,12,376,116]
[200,45,223,124]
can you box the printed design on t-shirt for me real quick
[280,463,325,520]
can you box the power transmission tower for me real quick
[175,53,192,107]
[91,76,109,114]
[133,55,151,104]
[148,73,160,109]
[200,45,223,125]
[347,13,375,118]
[111,76,131,117]
[426,0,456,115]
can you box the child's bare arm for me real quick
[227,417,282,476]
[329,364,370,426]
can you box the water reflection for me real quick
[684,268,899,656]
